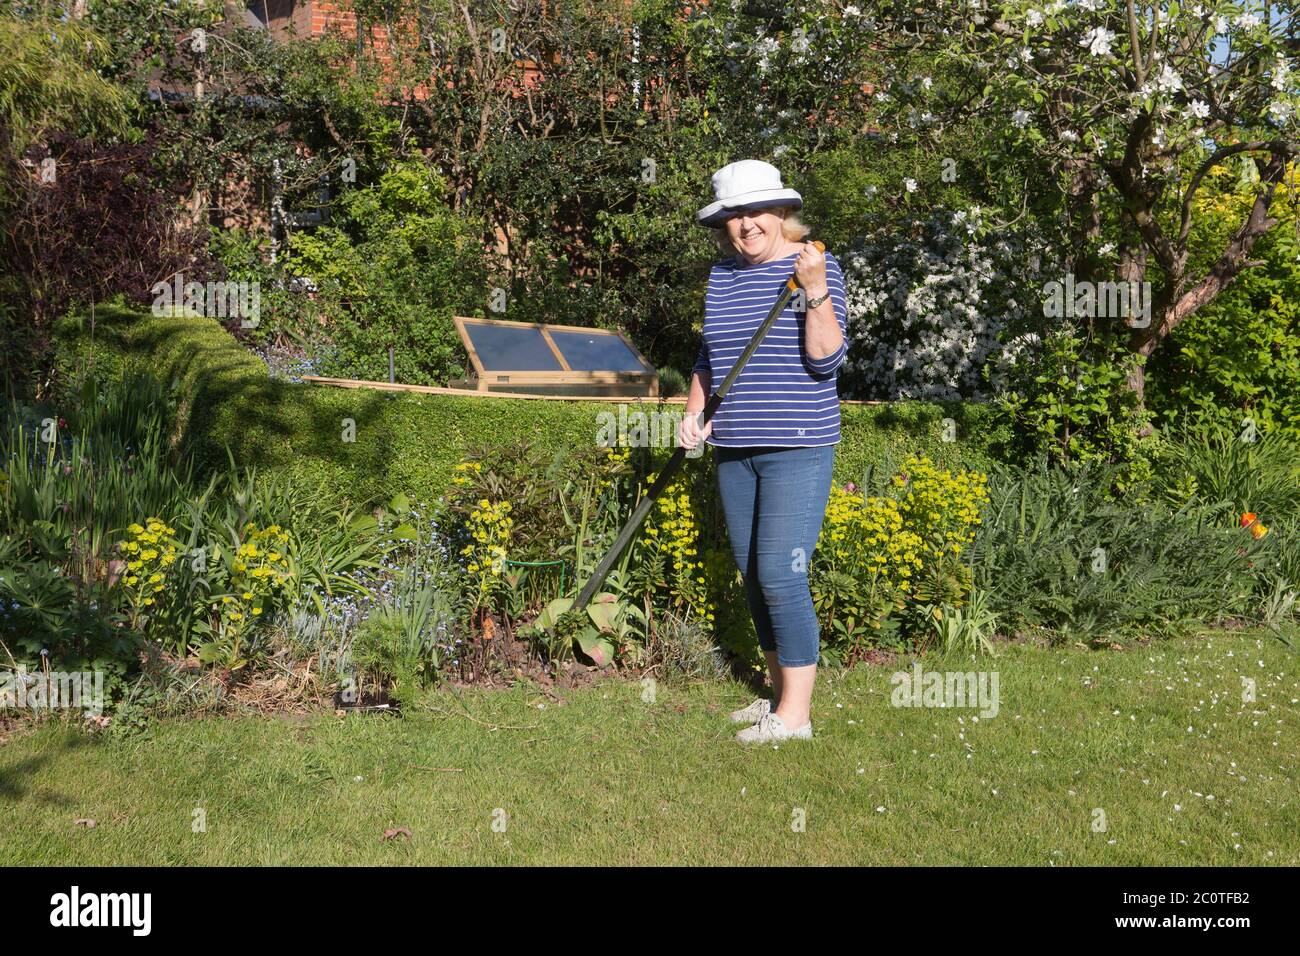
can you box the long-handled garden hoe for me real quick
[570,240,826,615]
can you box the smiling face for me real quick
[723,207,791,264]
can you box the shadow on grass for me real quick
[0,726,91,807]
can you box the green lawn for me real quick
[2,628,1297,866]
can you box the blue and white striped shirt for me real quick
[692,249,848,448]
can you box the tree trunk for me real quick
[1063,161,1102,283]
[1115,148,1292,409]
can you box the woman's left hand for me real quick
[793,241,828,299]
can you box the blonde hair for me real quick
[711,204,811,258]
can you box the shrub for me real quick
[643,611,729,683]
[209,227,319,347]
[190,522,296,672]
[0,359,409,690]
[971,460,1280,643]
[1153,419,1300,524]
[639,468,713,626]
[811,454,990,664]
[2,134,214,394]
[838,208,1053,401]
[1147,170,1300,439]
[116,518,181,631]
[893,453,989,564]
[0,371,190,675]
[349,569,460,706]
[990,326,1156,492]
[917,588,1000,658]
[285,161,488,387]
[53,304,997,513]
[812,487,922,662]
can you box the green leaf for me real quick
[348,514,379,534]
[575,627,615,668]
[536,597,574,630]
[585,593,622,633]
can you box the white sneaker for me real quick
[729,697,772,724]
[735,712,813,744]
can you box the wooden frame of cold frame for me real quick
[451,315,659,398]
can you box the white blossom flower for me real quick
[903,177,918,193]
[1154,64,1184,93]
[1011,108,1032,128]
[1098,242,1115,256]
[1272,57,1290,92]
[1268,100,1294,123]
[1235,13,1261,30]
[844,4,861,16]
[773,143,790,159]
[752,35,779,74]
[1078,0,1102,10]
[1213,16,1228,34]
[1081,27,1115,57]
[1027,10,1044,28]
[921,75,933,89]
[1188,99,1210,120]
[1060,129,1079,142]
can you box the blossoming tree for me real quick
[878,0,1300,405]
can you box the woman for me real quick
[678,159,848,744]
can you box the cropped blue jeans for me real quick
[714,445,835,667]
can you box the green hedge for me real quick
[53,305,1005,507]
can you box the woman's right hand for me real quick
[678,411,713,450]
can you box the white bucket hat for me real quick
[696,159,803,228]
